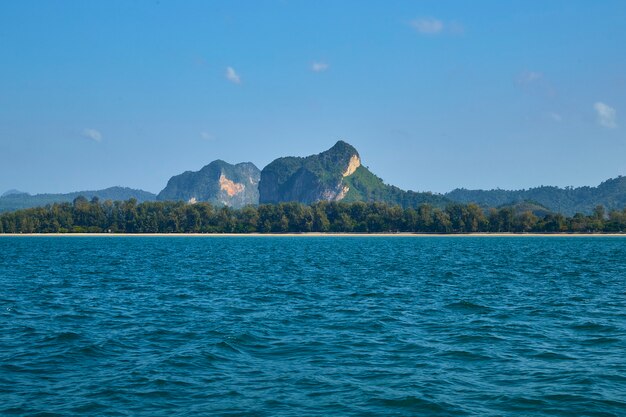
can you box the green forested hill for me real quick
[446,176,626,216]
[259,141,449,208]
[259,141,362,204]
[0,187,156,213]
[342,166,449,208]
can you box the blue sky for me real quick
[1,0,625,195]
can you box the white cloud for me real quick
[516,70,557,98]
[411,17,444,35]
[594,102,617,128]
[549,112,563,122]
[517,71,543,85]
[82,128,102,142]
[200,131,214,140]
[311,61,329,72]
[225,66,241,84]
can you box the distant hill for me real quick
[157,160,260,208]
[497,200,554,217]
[446,176,626,216]
[259,140,449,208]
[3,141,624,215]
[0,187,156,213]
[1,189,27,198]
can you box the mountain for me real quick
[0,187,157,213]
[446,176,626,216]
[157,160,260,208]
[259,140,449,207]
[1,189,27,197]
[259,141,360,204]
[4,142,623,215]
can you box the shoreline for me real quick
[1,233,625,237]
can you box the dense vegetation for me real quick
[446,176,626,216]
[343,166,450,208]
[0,186,156,213]
[1,197,625,234]
[259,141,450,208]
[259,140,364,204]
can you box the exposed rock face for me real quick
[342,155,361,177]
[259,140,362,204]
[158,160,260,208]
[219,174,245,197]
[259,140,450,208]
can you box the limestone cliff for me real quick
[259,140,449,208]
[258,141,364,204]
[157,160,260,208]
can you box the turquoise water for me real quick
[1,236,625,416]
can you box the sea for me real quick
[1,236,625,416]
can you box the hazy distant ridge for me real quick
[446,176,626,216]
[0,187,156,213]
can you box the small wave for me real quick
[1,407,36,416]
[70,401,108,414]
[349,291,384,298]
[215,340,243,354]
[43,331,82,343]
[133,389,174,399]
[369,395,457,414]
[201,351,230,363]
[1,363,24,372]
[580,337,621,345]
[437,349,492,361]
[446,300,493,314]
[493,394,549,410]
[542,393,588,403]
[571,321,619,333]
[597,373,626,382]
[452,333,505,344]
[532,351,577,360]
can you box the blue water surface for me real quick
[1,236,626,416]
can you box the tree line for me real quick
[1,197,625,234]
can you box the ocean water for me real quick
[1,236,625,416]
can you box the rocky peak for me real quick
[258,140,364,204]
[158,160,260,208]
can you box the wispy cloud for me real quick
[311,61,329,72]
[410,17,464,36]
[516,70,557,98]
[594,102,617,128]
[549,112,563,122]
[82,128,102,142]
[225,66,241,84]
[200,131,214,140]
[517,71,543,85]
[411,17,444,34]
